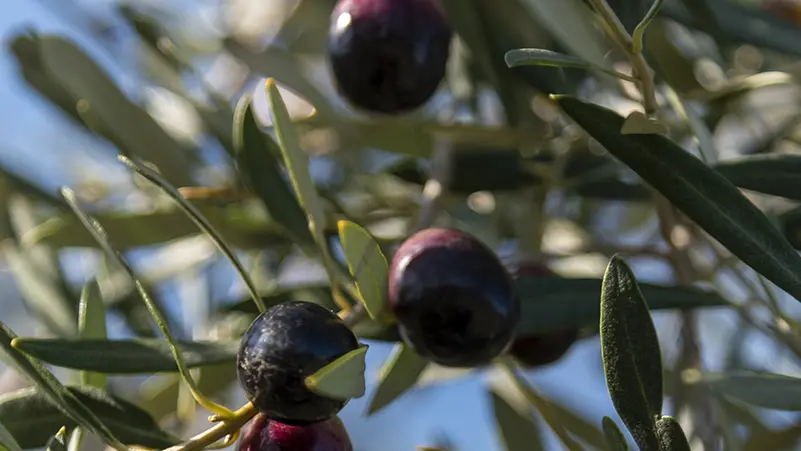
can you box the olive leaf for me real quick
[0,386,179,448]
[621,112,668,135]
[554,96,801,304]
[655,416,690,451]
[516,275,727,334]
[305,345,369,400]
[337,220,389,321]
[44,427,67,451]
[712,153,801,202]
[489,389,545,451]
[77,281,107,388]
[232,96,314,249]
[11,338,238,374]
[600,256,663,451]
[0,421,22,451]
[0,323,125,449]
[697,372,801,411]
[266,79,327,236]
[36,35,193,186]
[59,187,231,418]
[367,343,429,416]
[22,205,287,250]
[505,48,634,83]
[602,417,629,451]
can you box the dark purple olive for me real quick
[507,261,578,368]
[388,228,521,367]
[238,413,353,451]
[326,0,453,114]
[236,301,359,425]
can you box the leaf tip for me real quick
[8,337,20,350]
[337,219,350,236]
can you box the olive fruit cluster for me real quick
[388,228,522,367]
[327,0,453,114]
[236,301,358,450]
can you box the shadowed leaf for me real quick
[600,256,662,451]
[0,386,178,448]
[11,338,238,374]
[655,416,690,451]
[489,389,545,451]
[699,372,801,411]
[367,343,429,415]
[602,417,628,451]
[554,96,801,304]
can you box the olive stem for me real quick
[162,403,258,451]
[584,0,658,116]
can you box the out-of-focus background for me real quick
[4,0,801,450]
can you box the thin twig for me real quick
[654,197,720,451]
[162,403,258,451]
[585,0,658,115]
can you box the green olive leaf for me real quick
[655,416,690,451]
[232,96,315,249]
[505,48,634,84]
[602,417,629,451]
[712,153,801,202]
[516,275,728,334]
[266,79,326,234]
[22,205,287,250]
[77,281,107,388]
[697,372,801,411]
[305,345,369,400]
[59,187,231,418]
[44,427,67,451]
[553,96,801,304]
[367,343,429,416]
[11,338,238,374]
[337,220,389,321]
[0,386,179,449]
[0,323,125,449]
[600,256,663,451]
[621,111,668,136]
[489,389,545,451]
[0,421,22,451]
[37,35,193,186]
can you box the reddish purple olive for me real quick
[236,301,359,425]
[326,0,453,114]
[507,262,578,368]
[388,228,521,367]
[238,413,353,451]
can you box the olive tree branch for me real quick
[584,0,658,115]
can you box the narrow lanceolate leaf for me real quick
[11,338,238,374]
[0,386,179,448]
[77,281,107,388]
[554,96,801,304]
[712,153,801,201]
[698,372,801,411]
[45,427,67,451]
[655,416,690,451]
[266,79,327,235]
[602,417,629,451]
[505,49,634,83]
[600,256,663,451]
[516,275,727,334]
[59,187,232,418]
[305,345,368,400]
[367,343,429,415]
[0,323,125,450]
[337,220,389,321]
[489,389,545,451]
[0,420,22,451]
[232,97,314,248]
